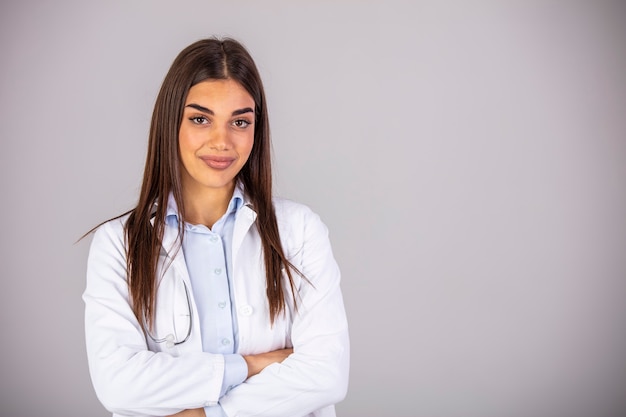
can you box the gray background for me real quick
[1,1,625,416]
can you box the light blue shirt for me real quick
[165,189,247,416]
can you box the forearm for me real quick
[242,348,293,378]
[220,329,350,417]
[167,348,294,417]
[168,408,207,417]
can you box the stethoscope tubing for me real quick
[144,280,193,348]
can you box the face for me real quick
[178,79,255,196]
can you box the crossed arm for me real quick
[168,348,293,417]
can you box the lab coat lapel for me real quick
[232,203,257,265]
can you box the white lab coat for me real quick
[83,197,350,417]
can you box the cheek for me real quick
[178,129,205,159]
[177,131,197,172]
[240,143,254,167]
[244,133,255,157]
[178,129,192,153]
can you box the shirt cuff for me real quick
[204,405,227,417]
[220,354,247,397]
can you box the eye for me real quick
[189,116,208,125]
[233,119,251,129]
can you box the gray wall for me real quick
[1,1,625,416]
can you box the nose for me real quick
[207,125,231,151]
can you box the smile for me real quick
[199,156,236,170]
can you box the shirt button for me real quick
[209,235,219,243]
[239,305,253,316]
[221,338,231,346]
[218,301,226,309]
[214,268,222,275]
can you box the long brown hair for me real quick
[122,37,298,328]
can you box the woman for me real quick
[83,37,350,417]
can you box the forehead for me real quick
[185,79,254,107]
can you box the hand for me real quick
[243,347,293,378]
[167,408,206,417]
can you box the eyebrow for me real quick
[185,103,254,116]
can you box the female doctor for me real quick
[83,37,350,417]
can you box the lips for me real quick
[199,155,236,170]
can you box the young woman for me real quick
[83,38,350,417]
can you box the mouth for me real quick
[199,155,236,170]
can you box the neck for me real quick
[182,182,236,228]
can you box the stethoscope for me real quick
[145,280,193,349]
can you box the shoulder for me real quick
[273,197,319,225]
[273,197,313,217]
[272,197,329,242]
[85,214,132,280]
[89,213,131,252]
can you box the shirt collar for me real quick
[165,182,246,224]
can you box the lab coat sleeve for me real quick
[83,218,225,416]
[220,205,350,417]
